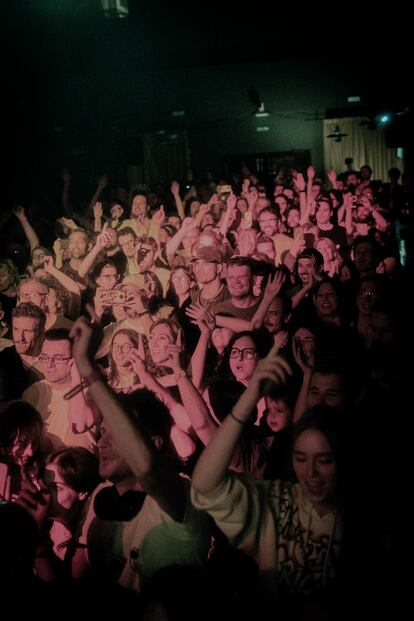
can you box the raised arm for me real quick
[165,217,196,262]
[171,181,185,220]
[250,271,285,330]
[43,256,81,296]
[13,205,40,252]
[70,317,186,522]
[77,225,110,280]
[192,340,292,495]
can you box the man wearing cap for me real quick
[190,240,230,310]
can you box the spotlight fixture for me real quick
[326,126,348,142]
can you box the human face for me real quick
[297,258,314,285]
[19,280,49,311]
[171,269,191,296]
[275,196,288,213]
[227,265,252,300]
[131,194,148,217]
[40,339,72,384]
[229,335,258,384]
[68,231,89,260]
[308,372,346,410]
[112,333,134,369]
[13,316,42,355]
[293,429,337,515]
[236,198,248,214]
[354,242,374,272]
[136,243,156,271]
[0,265,13,292]
[264,297,287,334]
[192,259,219,286]
[314,283,338,318]
[119,233,136,258]
[265,397,290,432]
[10,427,40,466]
[31,249,47,269]
[315,201,332,226]
[111,204,124,220]
[258,212,278,237]
[356,280,380,316]
[149,323,175,365]
[97,424,132,483]
[190,201,201,217]
[95,265,119,290]
[294,327,317,360]
[287,209,300,229]
[44,463,81,518]
[356,205,371,222]
[168,216,181,230]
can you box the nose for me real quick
[306,459,318,478]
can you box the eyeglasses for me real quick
[258,218,277,224]
[230,347,257,360]
[112,343,133,354]
[39,355,71,365]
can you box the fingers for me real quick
[137,332,146,359]
[176,328,182,349]
[86,304,101,325]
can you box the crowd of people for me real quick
[0,162,412,618]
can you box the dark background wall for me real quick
[4,1,411,204]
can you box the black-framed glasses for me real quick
[112,343,133,354]
[230,347,257,360]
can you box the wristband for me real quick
[229,410,246,425]
[81,369,103,388]
[299,190,306,193]
[63,369,103,400]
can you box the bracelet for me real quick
[82,369,103,388]
[137,310,149,317]
[229,410,246,425]
[299,189,306,193]
[64,369,102,400]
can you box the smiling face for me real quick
[149,323,175,365]
[68,231,89,260]
[297,257,314,285]
[131,194,148,217]
[293,429,337,515]
[12,316,43,355]
[226,264,252,300]
[112,332,134,370]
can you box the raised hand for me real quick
[263,270,286,300]
[13,205,27,222]
[171,180,180,195]
[292,334,315,373]
[185,302,206,324]
[96,222,111,248]
[93,201,103,219]
[294,172,306,192]
[97,174,109,191]
[307,166,316,182]
[15,467,51,530]
[152,205,165,225]
[181,217,197,233]
[43,255,54,272]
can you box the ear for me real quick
[0,308,4,322]
[284,312,292,325]
[152,435,163,451]
[216,262,223,275]
[78,491,88,501]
